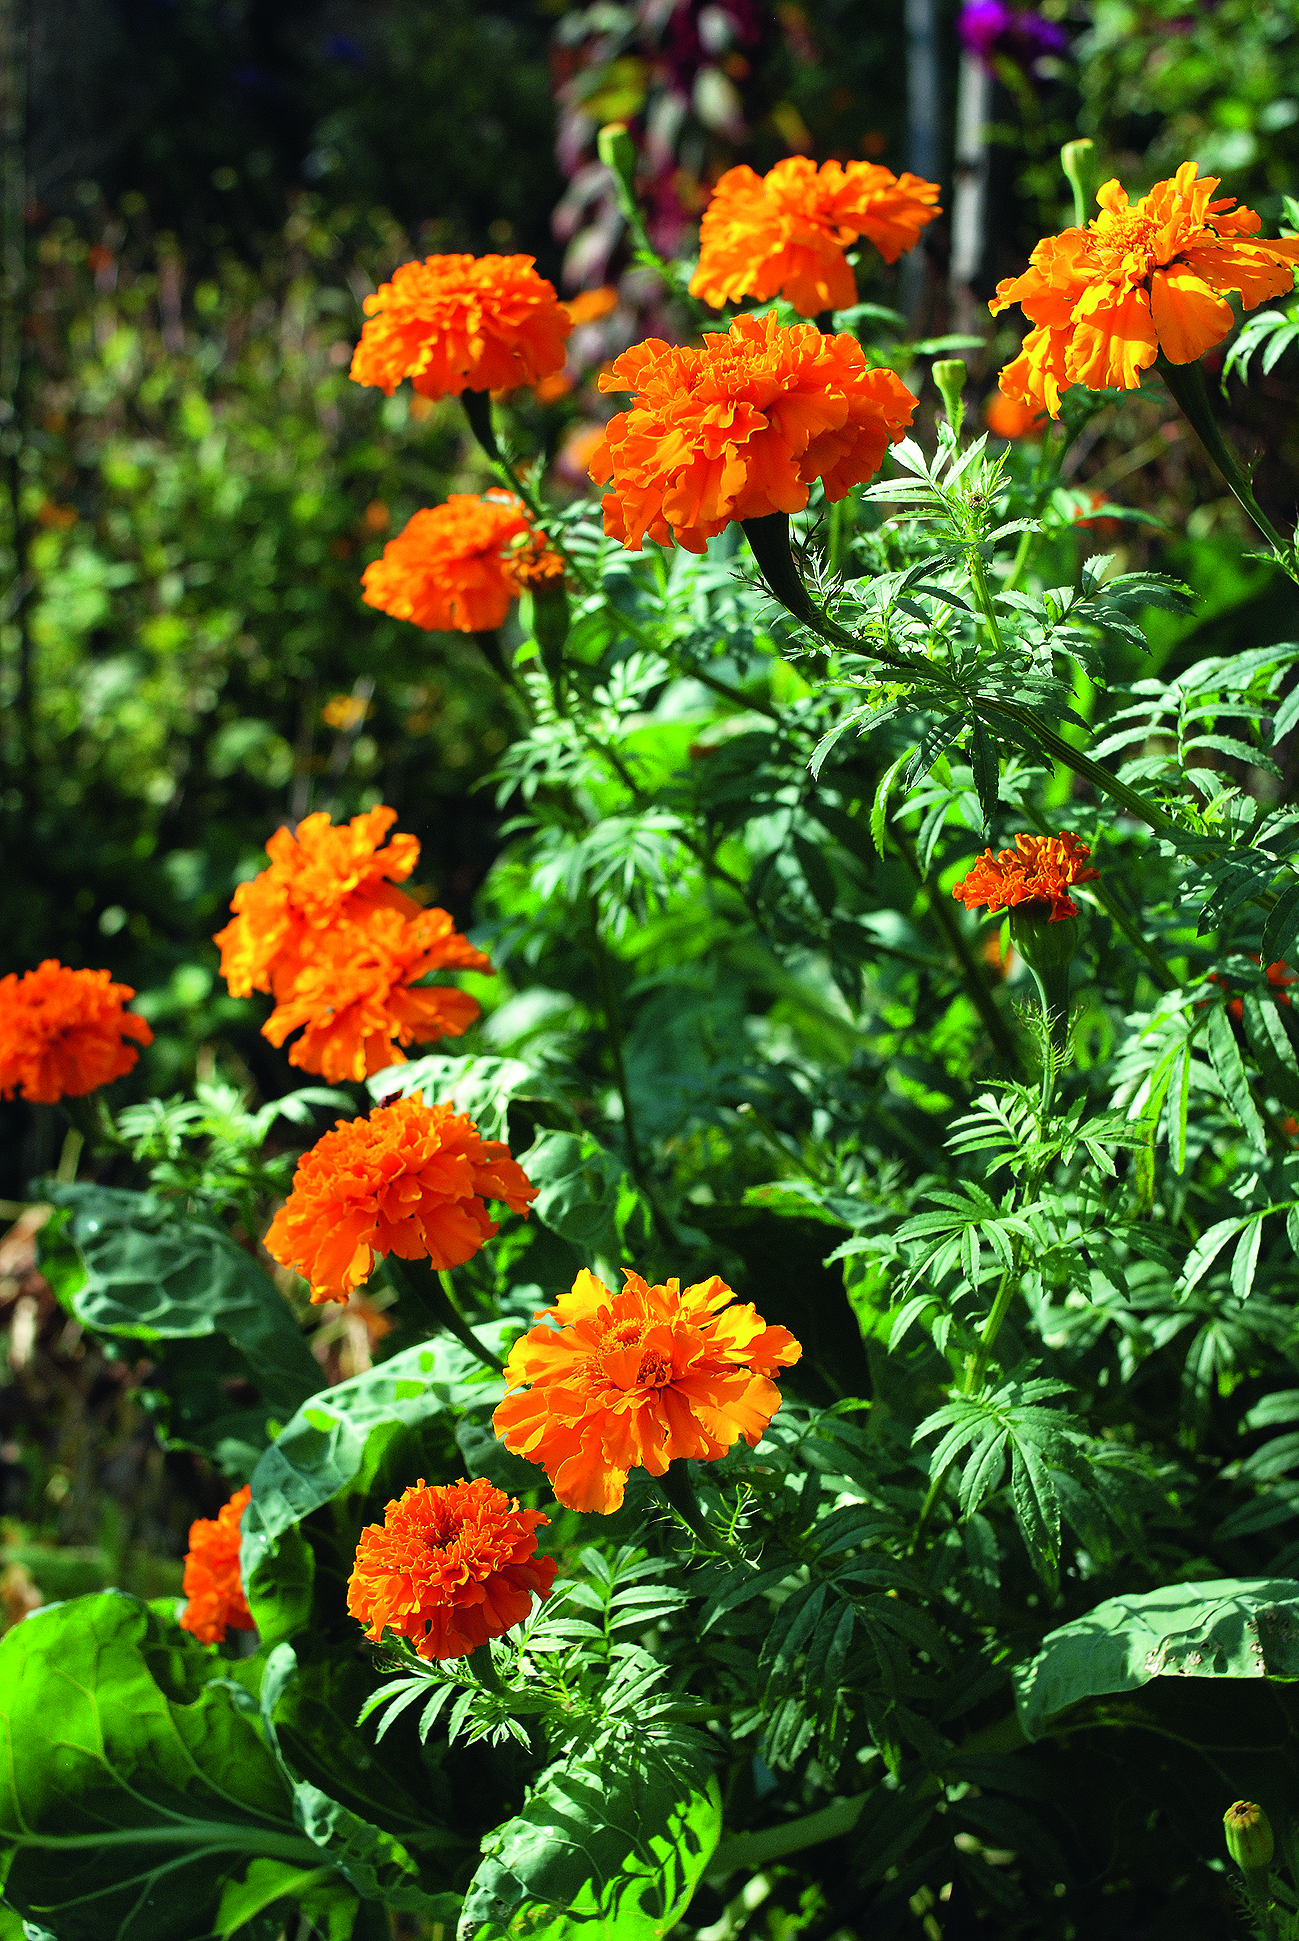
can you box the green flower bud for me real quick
[597,122,637,189]
[931,360,967,439]
[1224,1800,1274,1877]
[1060,139,1095,228]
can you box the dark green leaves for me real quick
[458,1728,721,1941]
[0,1591,328,1941]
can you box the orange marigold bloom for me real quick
[264,1094,537,1305]
[991,161,1299,416]
[214,806,424,1000]
[983,391,1046,440]
[263,906,485,1082]
[562,286,619,327]
[361,494,535,634]
[179,1483,255,1646]
[348,1476,558,1663]
[953,832,1100,924]
[493,1268,803,1514]
[0,960,153,1105]
[589,311,917,555]
[690,156,942,316]
[349,254,571,400]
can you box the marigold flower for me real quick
[214,806,424,1000]
[179,1483,255,1646]
[493,1268,803,1514]
[263,906,485,1082]
[983,391,1046,440]
[349,254,571,401]
[991,161,1299,416]
[563,286,619,327]
[590,311,916,555]
[348,1476,557,1662]
[361,494,537,633]
[1210,955,1296,1023]
[690,156,942,316]
[953,831,1100,923]
[0,960,153,1105]
[502,527,566,595]
[264,1094,537,1305]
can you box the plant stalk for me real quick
[383,1256,504,1374]
[655,1460,752,1565]
[1156,354,1295,572]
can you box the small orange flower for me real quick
[348,1476,558,1662]
[493,1268,803,1514]
[562,286,619,327]
[349,254,571,400]
[1210,955,1297,1023]
[991,162,1299,417]
[321,693,371,731]
[0,961,153,1104]
[502,527,566,595]
[690,157,942,316]
[953,832,1100,924]
[264,1095,537,1305]
[983,392,1046,440]
[590,311,916,555]
[263,905,484,1082]
[361,494,535,633]
[179,1483,255,1645]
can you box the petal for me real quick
[1149,264,1235,364]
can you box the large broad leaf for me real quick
[519,1130,650,1259]
[45,1182,321,1478]
[0,1590,334,1941]
[241,1329,513,1645]
[457,1727,721,1941]
[259,1645,464,1921]
[1015,1577,1299,1740]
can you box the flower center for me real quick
[636,1349,672,1387]
[424,1509,463,1555]
[1093,211,1162,276]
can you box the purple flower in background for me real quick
[958,1,1069,73]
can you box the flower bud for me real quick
[931,360,967,439]
[1224,1800,1274,1877]
[597,122,637,189]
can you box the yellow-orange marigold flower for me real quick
[349,254,571,400]
[361,494,535,633]
[991,161,1299,416]
[348,1476,557,1662]
[214,806,424,1000]
[263,906,485,1082]
[179,1483,255,1645]
[0,960,153,1105]
[264,1094,537,1305]
[690,156,942,316]
[492,1268,803,1514]
[589,311,916,555]
[983,392,1046,440]
[953,832,1100,924]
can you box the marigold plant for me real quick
[991,161,1299,415]
[348,253,571,399]
[0,960,153,1104]
[361,493,543,633]
[178,1483,255,1646]
[493,1268,802,1513]
[589,311,916,553]
[347,1476,558,1662]
[689,156,942,316]
[264,1094,537,1304]
[952,832,1101,923]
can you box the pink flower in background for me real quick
[958,1,1069,73]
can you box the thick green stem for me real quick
[897,832,1019,1066]
[383,1256,504,1374]
[460,386,500,462]
[1156,354,1295,571]
[655,1460,752,1565]
[587,902,648,1191]
[59,1091,123,1154]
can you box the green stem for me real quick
[983,699,1174,832]
[1085,878,1176,991]
[655,1460,752,1565]
[1003,424,1058,594]
[965,1241,1024,1395]
[897,831,1019,1066]
[59,1091,124,1153]
[467,1640,503,1690]
[586,899,648,1192]
[1156,354,1296,571]
[383,1256,504,1374]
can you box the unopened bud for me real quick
[597,123,637,188]
[1224,1800,1274,1878]
[932,360,967,439]
[1060,139,1095,228]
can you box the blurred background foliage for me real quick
[5,0,1299,1633]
